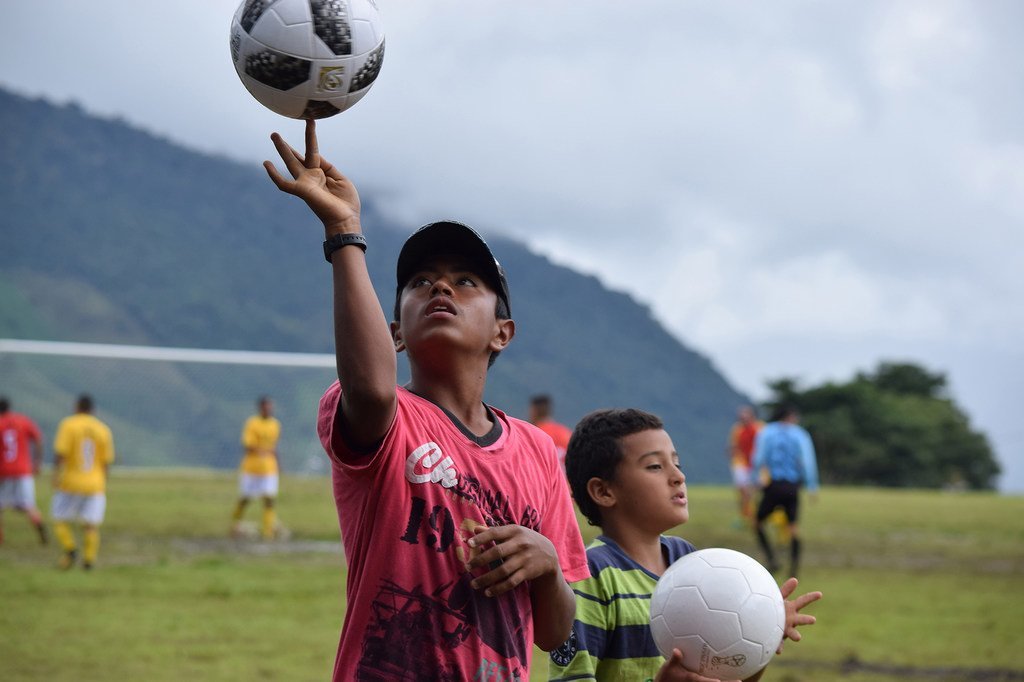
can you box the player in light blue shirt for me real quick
[752,405,819,577]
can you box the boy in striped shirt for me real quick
[550,408,821,681]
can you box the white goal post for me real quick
[0,339,337,474]
[0,339,335,367]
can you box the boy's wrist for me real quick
[323,216,362,237]
[530,559,566,591]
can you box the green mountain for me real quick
[0,87,746,482]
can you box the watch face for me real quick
[550,628,579,667]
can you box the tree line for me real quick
[762,362,999,490]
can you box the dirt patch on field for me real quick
[170,536,343,557]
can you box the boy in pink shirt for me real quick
[265,121,588,680]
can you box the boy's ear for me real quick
[586,477,616,510]
[489,318,515,354]
[390,321,406,353]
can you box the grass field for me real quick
[1,470,1022,681]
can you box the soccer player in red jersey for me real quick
[529,394,573,468]
[0,396,48,545]
[727,405,763,525]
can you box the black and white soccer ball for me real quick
[230,0,384,119]
[649,548,786,680]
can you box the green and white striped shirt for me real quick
[549,534,696,681]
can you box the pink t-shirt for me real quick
[318,383,589,681]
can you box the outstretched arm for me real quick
[264,120,396,449]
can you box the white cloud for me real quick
[961,142,1024,220]
[870,0,977,92]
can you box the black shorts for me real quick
[757,480,801,524]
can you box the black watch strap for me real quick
[323,233,367,262]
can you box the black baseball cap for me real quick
[395,220,511,314]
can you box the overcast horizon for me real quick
[3,0,1021,491]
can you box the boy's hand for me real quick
[655,648,741,682]
[777,577,822,652]
[263,119,361,235]
[465,524,560,597]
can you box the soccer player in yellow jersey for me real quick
[231,396,282,540]
[51,394,115,570]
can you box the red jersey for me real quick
[729,421,762,468]
[318,384,589,681]
[535,420,572,465]
[0,412,43,477]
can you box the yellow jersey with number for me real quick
[240,415,280,476]
[54,413,115,495]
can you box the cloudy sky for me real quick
[3,1,1022,491]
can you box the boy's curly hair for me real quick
[565,408,664,527]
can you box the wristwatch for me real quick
[323,233,367,262]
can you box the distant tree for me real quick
[763,362,1000,490]
[862,362,947,398]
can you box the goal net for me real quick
[0,339,338,474]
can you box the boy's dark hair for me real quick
[0,396,9,413]
[76,394,94,413]
[770,403,799,422]
[530,394,552,408]
[565,408,664,527]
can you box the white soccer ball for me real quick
[230,0,385,119]
[649,548,785,680]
